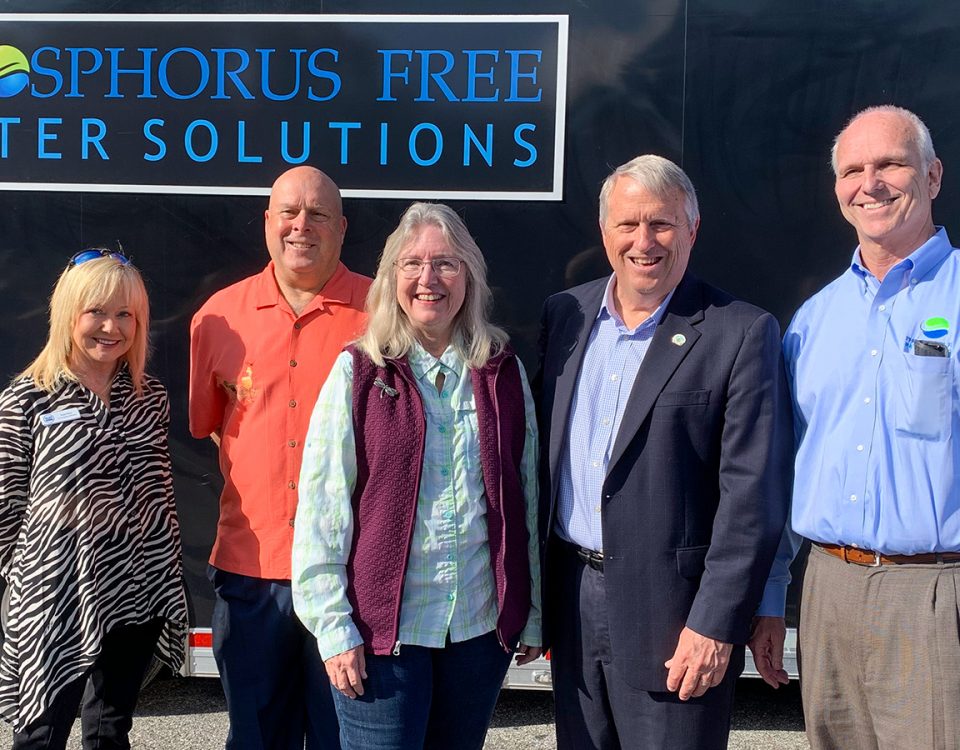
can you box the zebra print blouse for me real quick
[0,367,187,730]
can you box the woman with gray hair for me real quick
[293,202,541,749]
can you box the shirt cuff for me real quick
[315,621,364,662]
[755,581,788,618]
[519,608,542,647]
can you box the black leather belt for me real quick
[574,545,604,572]
[558,538,605,571]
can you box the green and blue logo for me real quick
[920,316,950,339]
[0,45,29,98]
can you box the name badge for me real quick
[40,408,81,426]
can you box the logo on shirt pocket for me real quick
[920,316,949,339]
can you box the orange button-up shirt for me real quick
[189,261,370,579]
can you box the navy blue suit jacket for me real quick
[536,273,792,691]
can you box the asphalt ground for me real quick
[0,676,809,748]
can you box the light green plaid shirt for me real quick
[292,344,542,660]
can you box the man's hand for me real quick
[514,644,543,666]
[324,645,367,699]
[664,626,732,701]
[747,615,789,688]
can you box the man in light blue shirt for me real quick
[756,105,960,750]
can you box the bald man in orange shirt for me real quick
[190,167,371,750]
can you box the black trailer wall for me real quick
[1,0,958,628]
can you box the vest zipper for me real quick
[391,363,423,657]
[492,357,511,654]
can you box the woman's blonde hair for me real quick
[355,202,507,368]
[21,253,151,395]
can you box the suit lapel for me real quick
[607,276,704,472]
[548,281,605,477]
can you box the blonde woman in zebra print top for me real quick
[0,251,187,749]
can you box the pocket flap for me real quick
[675,544,709,578]
[656,389,710,408]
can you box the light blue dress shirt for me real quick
[556,276,673,552]
[760,228,960,616]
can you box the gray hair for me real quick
[830,105,936,175]
[355,202,507,368]
[599,155,700,227]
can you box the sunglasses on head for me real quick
[69,248,132,267]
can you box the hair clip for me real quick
[373,377,399,398]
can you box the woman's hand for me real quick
[514,643,543,666]
[324,645,367,699]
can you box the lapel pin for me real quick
[671,334,686,347]
[373,377,399,398]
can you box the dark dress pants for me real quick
[208,565,340,750]
[549,541,741,750]
[12,617,164,750]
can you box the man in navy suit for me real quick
[536,155,792,749]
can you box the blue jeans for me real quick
[208,565,339,750]
[332,631,512,750]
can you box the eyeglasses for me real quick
[69,248,132,267]
[394,257,463,279]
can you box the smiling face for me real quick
[601,176,698,321]
[834,110,942,258]
[70,297,136,377]
[396,224,467,355]
[264,166,347,293]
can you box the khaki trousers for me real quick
[799,544,960,750]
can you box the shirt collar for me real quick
[253,261,359,312]
[597,274,675,334]
[850,226,954,285]
[407,341,463,382]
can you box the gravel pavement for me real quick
[0,676,809,748]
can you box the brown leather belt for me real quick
[817,542,960,567]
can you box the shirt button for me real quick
[288,518,295,527]
[856,445,864,452]
[910,278,918,285]
[864,397,871,404]
[849,494,857,502]
[592,460,600,468]
[870,350,878,357]
[594,505,601,513]
[602,418,611,426]
[443,510,454,520]
[610,374,619,382]
[288,480,296,490]
[438,425,446,434]
[288,439,297,447]
[447,554,454,561]
[447,593,455,601]
[289,399,297,408]
[441,391,448,398]
[878,304,886,311]
[289,360,298,367]
[294,322,302,330]
[440,467,449,477]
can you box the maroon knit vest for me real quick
[346,344,531,654]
